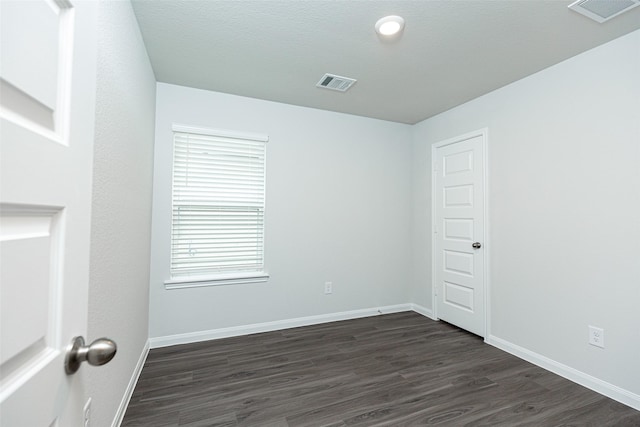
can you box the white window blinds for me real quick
[171,127,267,279]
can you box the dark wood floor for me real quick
[122,312,640,426]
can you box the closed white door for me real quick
[1,1,98,425]
[433,132,486,337]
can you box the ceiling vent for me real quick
[316,73,357,92]
[568,0,640,23]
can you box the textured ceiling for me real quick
[131,1,640,124]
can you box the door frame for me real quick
[431,128,490,339]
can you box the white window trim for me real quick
[167,123,269,290]
[164,272,270,290]
[172,124,268,143]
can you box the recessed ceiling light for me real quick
[375,15,405,37]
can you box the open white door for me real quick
[433,130,487,337]
[1,1,100,425]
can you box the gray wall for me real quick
[87,2,156,426]
[411,30,640,398]
[148,83,413,341]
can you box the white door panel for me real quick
[0,1,97,425]
[443,218,474,241]
[434,133,486,337]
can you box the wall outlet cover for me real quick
[588,325,604,348]
[83,397,92,427]
[324,281,333,294]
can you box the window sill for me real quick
[164,272,269,290]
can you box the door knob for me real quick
[472,242,482,249]
[64,336,117,374]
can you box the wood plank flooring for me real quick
[122,312,640,426]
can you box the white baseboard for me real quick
[486,335,640,411]
[410,303,435,320]
[112,340,150,427]
[150,304,416,349]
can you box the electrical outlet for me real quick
[324,281,332,294]
[588,325,604,348]
[83,398,92,427]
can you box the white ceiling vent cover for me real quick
[568,0,640,23]
[316,74,357,92]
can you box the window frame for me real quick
[164,124,269,289]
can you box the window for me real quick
[167,125,268,288]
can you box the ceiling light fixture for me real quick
[375,15,405,37]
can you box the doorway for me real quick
[432,129,488,337]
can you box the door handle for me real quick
[64,336,117,374]
[472,242,482,249]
